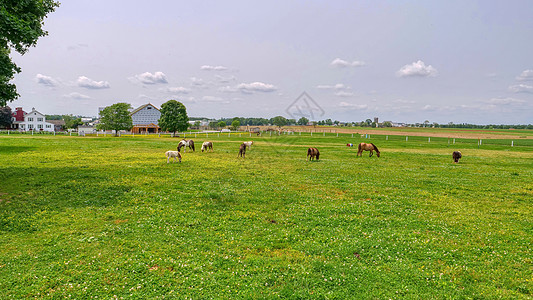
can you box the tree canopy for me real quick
[230,120,240,131]
[0,106,13,128]
[0,0,60,106]
[271,116,288,128]
[63,114,83,130]
[158,100,189,136]
[97,103,132,136]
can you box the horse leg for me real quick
[369,150,373,157]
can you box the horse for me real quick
[165,150,182,163]
[243,141,253,149]
[307,147,320,161]
[238,143,246,158]
[177,139,195,152]
[201,141,213,152]
[357,143,380,157]
[452,151,462,163]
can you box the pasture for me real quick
[0,132,532,298]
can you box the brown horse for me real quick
[357,143,380,157]
[238,143,246,158]
[452,151,462,163]
[307,147,320,161]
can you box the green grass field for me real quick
[0,132,532,299]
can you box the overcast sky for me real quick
[9,0,533,124]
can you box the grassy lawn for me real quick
[0,132,532,298]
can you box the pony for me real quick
[177,139,195,152]
[201,141,213,152]
[165,150,182,163]
[243,141,253,150]
[307,147,320,161]
[357,143,380,157]
[238,143,246,158]
[452,151,462,163]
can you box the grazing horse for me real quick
[243,141,253,150]
[357,143,380,157]
[238,143,246,158]
[177,139,195,152]
[452,151,462,163]
[307,147,320,161]
[201,141,213,152]
[165,151,182,163]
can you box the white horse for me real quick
[177,139,195,152]
[201,141,213,152]
[243,141,253,150]
[165,151,182,163]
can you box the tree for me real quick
[230,120,240,131]
[1,0,60,106]
[97,103,133,136]
[271,116,288,128]
[0,106,13,128]
[217,121,226,129]
[158,100,189,136]
[297,117,309,125]
[63,114,83,130]
[209,121,218,129]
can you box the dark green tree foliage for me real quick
[271,116,288,127]
[97,103,132,136]
[158,100,189,136]
[0,0,60,106]
[217,121,226,128]
[0,106,13,128]
[230,120,240,131]
[62,114,83,129]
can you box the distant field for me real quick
[0,132,532,298]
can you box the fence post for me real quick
[453,138,455,144]
[311,132,313,136]
[511,141,514,147]
[428,137,430,143]
[405,136,408,141]
[386,135,388,141]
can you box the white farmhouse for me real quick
[130,103,161,133]
[18,108,55,132]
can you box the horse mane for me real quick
[371,143,380,153]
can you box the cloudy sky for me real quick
[9,0,533,124]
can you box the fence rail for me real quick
[1,129,532,149]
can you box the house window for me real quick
[38,124,43,129]
[38,118,43,122]
[28,124,33,129]
[20,124,25,129]
[28,117,33,121]
[46,125,51,128]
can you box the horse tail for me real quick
[358,143,362,151]
[371,143,379,153]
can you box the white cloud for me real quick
[215,75,236,83]
[338,102,367,110]
[330,58,366,68]
[35,74,58,87]
[234,82,277,93]
[516,70,533,81]
[63,92,90,100]
[334,91,355,97]
[190,77,209,89]
[201,65,228,71]
[77,76,110,89]
[135,72,168,84]
[509,84,533,93]
[486,97,525,105]
[167,87,191,94]
[396,60,438,77]
[317,83,349,90]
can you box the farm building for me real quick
[17,108,55,132]
[130,103,161,133]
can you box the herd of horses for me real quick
[167,139,462,164]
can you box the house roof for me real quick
[47,120,66,126]
[130,103,160,115]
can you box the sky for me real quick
[9,0,533,124]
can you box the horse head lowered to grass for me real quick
[177,139,195,152]
[307,147,320,161]
[357,143,380,157]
